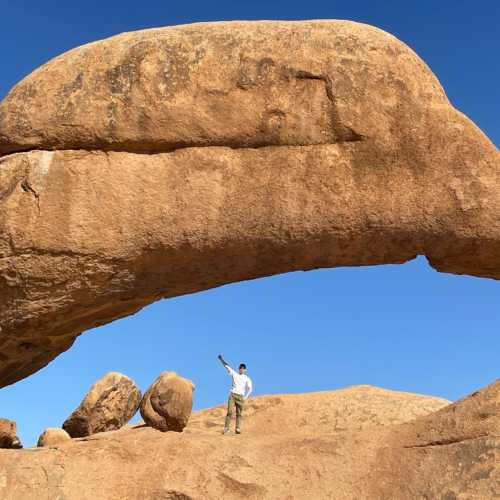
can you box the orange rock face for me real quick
[0,382,498,499]
[0,21,499,387]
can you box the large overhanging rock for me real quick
[0,20,499,387]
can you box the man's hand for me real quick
[218,354,224,361]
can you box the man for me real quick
[218,354,253,434]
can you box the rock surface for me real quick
[62,372,141,438]
[140,371,195,432]
[37,428,71,447]
[0,418,22,449]
[372,380,500,499]
[0,20,499,388]
[0,382,498,499]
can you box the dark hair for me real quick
[239,363,247,370]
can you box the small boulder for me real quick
[37,428,71,447]
[0,418,22,449]
[63,372,141,438]
[140,371,195,432]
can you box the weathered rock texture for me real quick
[37,428,71,447]
[0,418,22,449]
[373,380,500,499]
[62,372,141,437]
[0,382,498,499]
[140,371,195,432]
[0,20,499,387]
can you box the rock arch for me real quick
[0,20,498,387]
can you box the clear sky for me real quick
[1,1,499,447]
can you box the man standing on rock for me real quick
[218,354,253,435]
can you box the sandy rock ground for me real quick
[0,382,497,499]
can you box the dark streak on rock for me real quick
[403,433,490,448]
[0,138,366,161]
[20,178,40,215]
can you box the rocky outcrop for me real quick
[0,418,22,449]
[37,428,71,447]
[140,371,195,432]
[0,20,498,388]
[370,379,500,499]
[62,372,141,437]
[0,382,497,499]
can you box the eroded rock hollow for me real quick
[0,20,499,387]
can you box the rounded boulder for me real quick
[63,372,141,438]
[37,427,71,447]
[140,371,195,432]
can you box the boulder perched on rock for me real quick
[62,372,141,437]
[140,371,195,432]
[0,20,498,389]
[37,427,71,447]
[0,418,22,449]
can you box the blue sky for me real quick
[1,1,498,447]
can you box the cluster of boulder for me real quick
[0,370,194,449]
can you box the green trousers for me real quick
[224,392,245,430]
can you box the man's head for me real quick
[238,363,247,374]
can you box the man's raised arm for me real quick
[218,354,234,374]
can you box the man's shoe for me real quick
[222,428,230,435]
[235,428,241,434]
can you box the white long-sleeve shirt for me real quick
[225,365,253,399]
